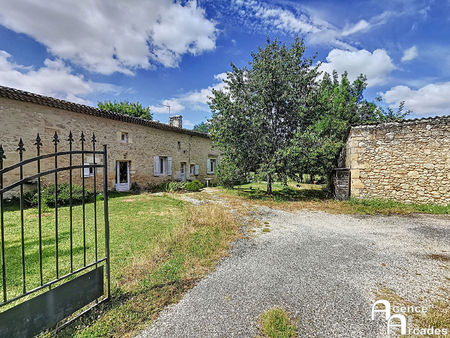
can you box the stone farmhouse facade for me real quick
[343,115,450,205]
[0,86,219,196]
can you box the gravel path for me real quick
[138,205,449,337]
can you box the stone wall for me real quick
[345,116,450,205]
[0,98,219,197]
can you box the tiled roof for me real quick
[0,85,210,138]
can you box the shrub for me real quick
[31,184,95,208]
[145,181,169,193]
[130,182,142,193]
[165,181,186,192]
[185,180,204,192]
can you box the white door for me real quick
[116,161,130,191]
[180,163,186,182]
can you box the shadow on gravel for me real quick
[235,186,330,202]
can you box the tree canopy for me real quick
[98,100,152,120]
[193,122,210,133]
[208,38,407,193]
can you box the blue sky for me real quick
[0,0,449,128]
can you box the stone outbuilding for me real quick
[340,115,449,205]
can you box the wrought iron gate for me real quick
[0,131,110,337]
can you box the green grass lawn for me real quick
[1,192,239,337]
[221,182,450,215]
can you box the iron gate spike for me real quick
[0,145,5,159]
[68,131,74,143]
[34,134,42,148]
[16,138,25,153]
[52,131,59,145]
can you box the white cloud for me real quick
[231,1,372,50]
[230,1,429,51]
[318,49,395,87]
[183,119,194,128]
[150,99,185,114]
[401,46,418,62]
[382,82,450,115]
[0,50,120,104]
[150,72,228,116]
[0,0,217,74]
[341,20,370,36]
[254,6,320,34]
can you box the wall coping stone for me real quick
[351,115,450,130]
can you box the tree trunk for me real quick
[267,174,272,194]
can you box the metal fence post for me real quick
[103,144,111,299]
[0,145,6,302]
[17,139,26,293]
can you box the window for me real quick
[207,158,217,174]
[153,156,172,176]
[82,163,94,177]
[160,157,165,174]
[190,164,195,175]
[121,132,128,143]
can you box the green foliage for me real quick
[130,182,142,193]
[209,39,408,193]
[209,38,319,193]
[165,181,186,192]
[30,184,95,208]
[145,181,169,193]
[185,180,204,192]
[374,97,411,121]
[217,157,248,188]
[98,100,152,120]
[348,198,449,214]
[193,122,209,133]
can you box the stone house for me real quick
[341,115,449,205]
[0,86,219,196]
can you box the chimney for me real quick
[169,115,182,128]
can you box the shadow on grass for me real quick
[234,186,330,202]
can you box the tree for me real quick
[209,39,408,193]
[193,121,209,133]
[285,71,374,184]
[98,100,152,120]
[209,38,319,193]
[374,97,411,122]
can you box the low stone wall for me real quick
[345,116,450,205]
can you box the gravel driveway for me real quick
[138,206,449,337]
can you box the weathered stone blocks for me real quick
[346,116,450,205]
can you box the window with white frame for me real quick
[153,156,172,176]
[81,163,94,177]
[207,158,217,174]
[121,132,128,143]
